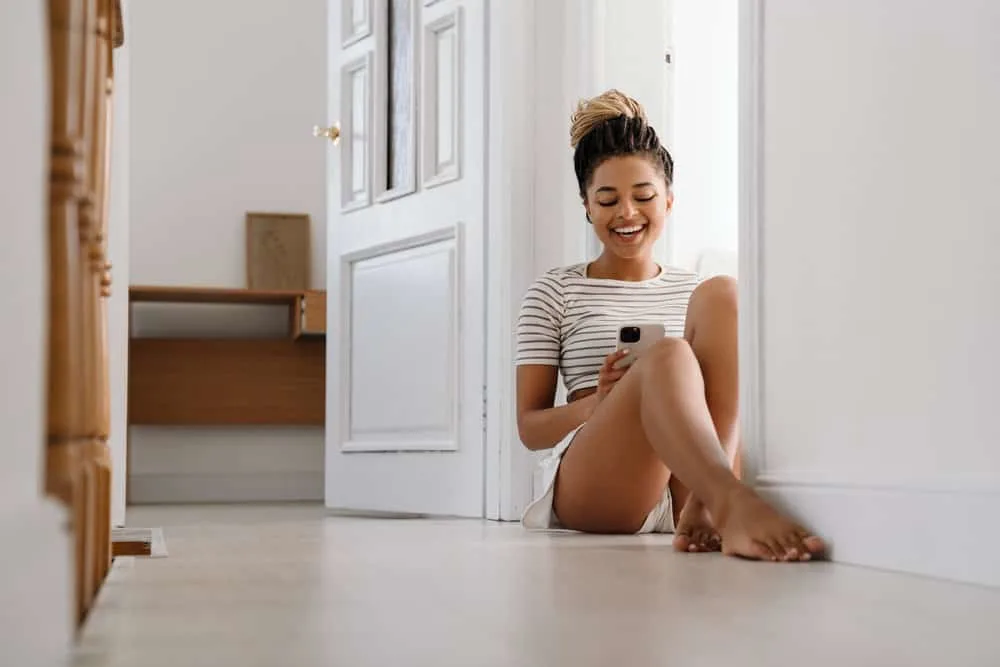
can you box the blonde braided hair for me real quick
[570,89,648,148]
[569,89,673,196]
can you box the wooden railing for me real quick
[46,0,123,625]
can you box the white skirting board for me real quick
[0,501,72,667]
[757,479,1000,588]
[129,471,324,504]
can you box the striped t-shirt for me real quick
[515,263,702,396]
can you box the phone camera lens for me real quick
[620,326,641,344]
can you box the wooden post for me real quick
[46,0,120,625]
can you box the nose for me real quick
[618,199,639,220]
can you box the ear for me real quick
[664,190,675,214]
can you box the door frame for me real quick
[736,0,764,486]
[483,0,537,520]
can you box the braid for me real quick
[570,90,673,196]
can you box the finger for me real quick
[607,349,630,368]
[604,370,626,384]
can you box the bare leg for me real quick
[553,281,824,561]
[672,277,741,553]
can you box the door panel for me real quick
[344,233,458,452]
[324,0,485,516]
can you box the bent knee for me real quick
[638,336,695,368]
[691,275,738,312]
[685,275,738,338]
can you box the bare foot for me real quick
[673,498,720,553]
[713,486,825,562]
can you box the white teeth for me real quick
[614,225,645,234]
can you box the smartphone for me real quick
[613,323,666,370]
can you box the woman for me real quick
[515,90,825,561]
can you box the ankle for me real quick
[706,481,748,527]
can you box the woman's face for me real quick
[584,155,672,261]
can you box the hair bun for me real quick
[570,89,648,148]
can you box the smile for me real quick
[611,224,647,239]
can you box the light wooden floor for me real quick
[74,504,1000,667]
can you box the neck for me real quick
[588,253,659,281]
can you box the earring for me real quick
[585,212,592,225]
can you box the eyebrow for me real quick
[595,182,656,194]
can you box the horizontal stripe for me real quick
[515,263,701,395]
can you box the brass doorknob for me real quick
[313,123,341,145]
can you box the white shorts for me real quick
[520,424,675,534]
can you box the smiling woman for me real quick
[513,89,825,562]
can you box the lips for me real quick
[611,224,647,242]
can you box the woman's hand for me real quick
[596,349,631,403]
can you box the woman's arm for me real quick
[516,365,597,450]
[516,349,631,451]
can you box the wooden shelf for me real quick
[127,285,327,427]
[129,285,303,306]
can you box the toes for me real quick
[789,536,811,562]
[749,540,778,561]
[778,533,804,562]
[721,537,775,561]
[687,529,706,552]
[784,529,825,561]
[763,538,784,562]
[675,524,720,554]
[693,528,710,550]
[802,535,826,556]
[704,531,722,552]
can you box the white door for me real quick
[321,0,486,516]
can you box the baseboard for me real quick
[756,478,1000,587]
[0,499,72,667]
[129,471,324,504]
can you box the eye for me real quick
[597,200,618,208]
[635,193,657,203]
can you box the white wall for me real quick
[0,1,72,663]
[128,0,327,503]
[130,0,328,289]
[753,0,1000,586]
[528,1,594,275]
[108,0,131,526]
[671,0,739,273]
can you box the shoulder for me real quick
[524,264,585,297]
[657,264,704,290]
[540,263,586,284]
